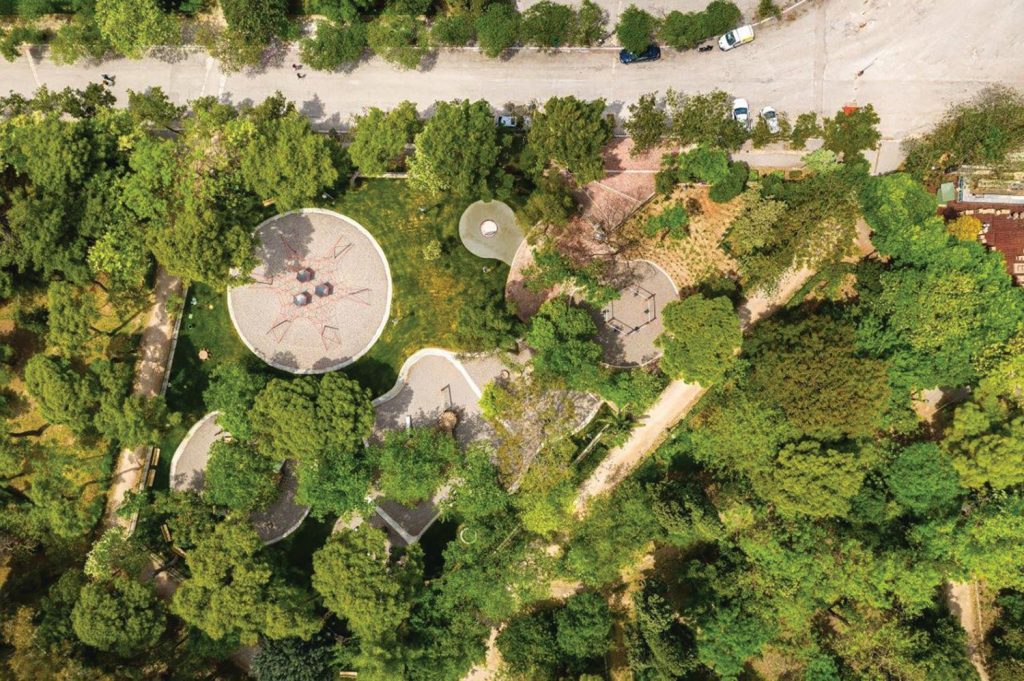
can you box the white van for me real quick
[719,25,754,51]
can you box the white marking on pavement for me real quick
[200,56,214,97]
[217,73,227,102]
[22,45,40,87]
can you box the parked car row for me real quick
[732,98,781,134]
[619,23,755,64]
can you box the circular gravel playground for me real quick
[228,209,392,374]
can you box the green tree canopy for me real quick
[475,3,520,57]
[205,440,280,513]
[555,592,613,660]
[746,313,891,441]
[761,439,871,519]
[46,281,99,355]
[71,576,166,656]
[203,362,268,440]
[527,96,612,184]
[822,104,881,161]
[24,354,93,435]
[239,109,340,210]
[348,101,420,175]
[171,521,321,644]
[408,99,505,198]
[312,525,422,642]
[625,92,667,156]
[615,4,657,54]
[368,427,459,505]
[885,442,963,515]
[94,0,177,58]
[525,295,603,391]
[656,294,740,385]
[251,372,374,462]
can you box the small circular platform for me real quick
[228,209,392,374]
[458,200,524,266]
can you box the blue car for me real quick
[619,44,661,64]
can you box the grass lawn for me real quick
[156,284,256,488]
[156,179,511,485]
[331,179,510,394]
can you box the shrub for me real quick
[615,4,657,54]
[757,0,781,20]
[709,161,748,203]
[572,0,606,45]
[645,203,689,239]
[802,147,840,174]
[0,25,46,62]
[476,3,519,57]
[430,12,475,46]
[947,215,983,241]
[789,111,821,149]
[659,1,740,50]
[678,145,730,184]
[300,21,367,70]
[519,0,574,48]
[366,14,427,69]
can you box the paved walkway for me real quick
[103,266,183,529]
[573,266,815,516]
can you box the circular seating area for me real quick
[227,209,392,374]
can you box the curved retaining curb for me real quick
[169,410,310,545]
[372,347,484,407]
[226,208,393,375]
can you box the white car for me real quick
[732,98,750,128]
[760,106,781,135]
[719,24,754,51]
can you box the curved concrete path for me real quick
[169,411,310,544]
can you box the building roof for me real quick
[944,201,1024,284]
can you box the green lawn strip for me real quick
[334,179,509,394]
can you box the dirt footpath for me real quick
[573,266,815,517]
[103,267,183,529]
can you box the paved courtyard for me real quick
[591,259,678,367]
[227,209,392,374]
[169,411,310,544]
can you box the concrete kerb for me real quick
[168,410,221,489]
[372,347,484,407]
[226,208,393,375]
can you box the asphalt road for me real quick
[3,0,1023,143]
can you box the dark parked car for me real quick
[619,44,661,64]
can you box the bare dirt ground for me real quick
[103,267,183,529]
[620,185,744,291]
[947,582,991,681]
